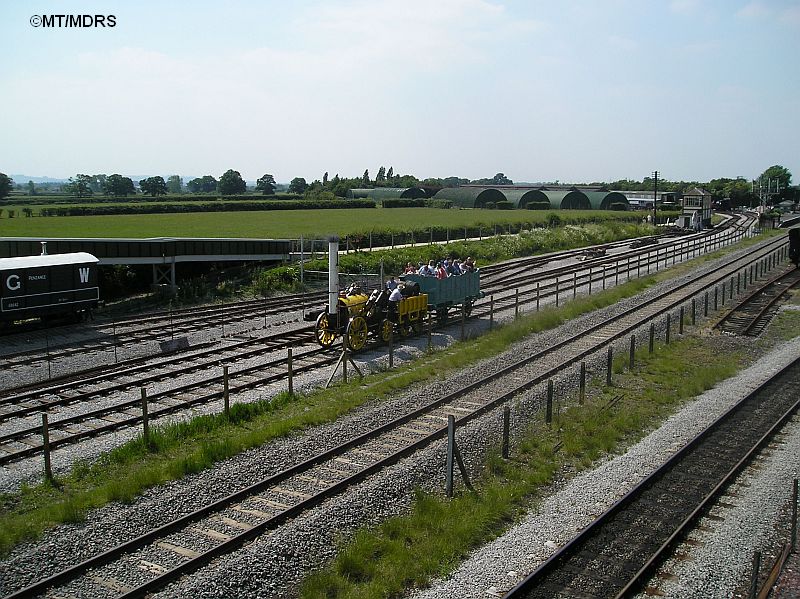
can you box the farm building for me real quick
[433,187,508,208]
[583,191,630,210]
[539,190,592,210]
[498,188,551,209]
[346,187,427,200]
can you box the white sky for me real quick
[1,0,798,184]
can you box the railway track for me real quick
[2,227,785,599]
[505,356,800,599]
[0,218,771,467]
[714,265,800,336]
[0,292,325,368]
[0,215,750,372]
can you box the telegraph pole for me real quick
[652,170,659,225]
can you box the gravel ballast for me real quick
[2,230,794,599]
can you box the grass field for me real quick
[0,208,641,239]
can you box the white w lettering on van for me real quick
[79,267,90,283]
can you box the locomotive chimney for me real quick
[40,241,48,256]
[328,235,339,316]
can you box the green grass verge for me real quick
[0,208,639,238]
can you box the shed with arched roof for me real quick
[583,191,630,210]
[498,188,551,209]
[433,187,507,208]
[346,187,426,200]
[541,190,591,210]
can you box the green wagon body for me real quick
[401,270,482,311]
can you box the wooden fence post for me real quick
[502,406,510,459]
[287,348,294,395]
[223,366,230,417]
[42,413,52,481]
[141,388,149,441]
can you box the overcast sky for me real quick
[1,0,798,184]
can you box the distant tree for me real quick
[66,174,93,197]
[362,169,370,186]
[166,175,183,194]
[376,166,386,184]
[89,174,107,194]
[104,174,135,197]
[27,180,36,196]
[323,172,329,186]
[187,175,218,193]
[288,177,308,194]
[218,169,247,195]
[0,173,13,199]
[256,173,277,195]
[758,165,792,196]
[139,176,168,197]
[386,166,394,180]
[493,173,513,185]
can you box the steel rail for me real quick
[0,326,314,418]
[3,229,781,599]
[0,229,781,466]
[504,356,800,598]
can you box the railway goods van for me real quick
[0,252,100,324]
[790,228,800,267]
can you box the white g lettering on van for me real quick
[6,275,21,291]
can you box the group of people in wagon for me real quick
[401,257,475,279]
[385,257,476,304]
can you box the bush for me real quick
[483,202,496,210]
[382,199,426,208]
[425,199,452,209]
[251,266,302,295]
[495,201,514,210]
[526,202,551,210]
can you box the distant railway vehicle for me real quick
[307,271,482,351]
[790,228,800,267]
[0,252,100,324]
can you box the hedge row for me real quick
[36,199,376,216]
[0,193,304,207]
[296,212,643,253]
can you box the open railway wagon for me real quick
[401,270,482,321]
[0,251,100,325]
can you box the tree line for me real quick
[0,165,795,207]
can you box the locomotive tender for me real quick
[0,252,100,324]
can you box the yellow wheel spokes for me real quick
[380,319,393,343]
[315,312,337,348]
[347,316,368,351]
